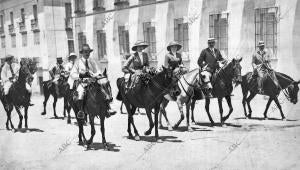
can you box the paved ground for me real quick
[0,89,300,170]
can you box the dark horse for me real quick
[117,67,180,142]
[0,58,37,130]
[67,69,113,149]
[190,58,243,126]
[241,71,299,119]
[41,72,72,123]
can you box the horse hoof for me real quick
[187,127,193,132]
[78,140,84,146]
[134,135,140,141]
[128,134,134,139]
[25,126,28,129]
[6,126,10,130]
[191,121,196,125]
[67,119,71,124]
[103,143,109,149]
[41,112,46,115]
[168,126,173,131]
[282,118,286,121]
[156,139,163,143]
[173,125,179,129]
[159,124,163,129]
[144,131,151,136]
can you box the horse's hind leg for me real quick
[100,117,108,148]
[86,115,95,149]
[129,110,140,141]
[186,101,193,132]
[263,98,273,119]
[124,103,133,139]
[274,97,285,120]
[145,108,154,136]
[15,106,23,129]
[191,99,196,123]
[159,99,172,130]
[24,106,29,129]
[205,98,215,126]
[53,97,58,118]
[246,92,257,118]
[41,91,50,115]
[173,101,185,129]
[223,95,233,123]
[65,98,72,124]
[218,98,224,125]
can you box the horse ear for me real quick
[103,68,107,76]
[161,65,166,71]
[238,57,243,62]
[297,80,300,84]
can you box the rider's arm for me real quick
[122,55,135,74]
[251,54,258,70]
[70,61,80,80]
[1,65,9,82]
[217,49,224,61]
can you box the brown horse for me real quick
[241,71,299,119]
[190,58,243,126]
[117,67,180,142]
[41,72,72,123]
[0,58,37,130]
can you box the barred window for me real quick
[209,13,228,57]
[75,0,85,12]
[0,14,3,28]
[20,8,25,23]
[11,35,16,48]
[33,5,38,20]
[22,33,27,47]
[1,37,5,48]
[94,0,104,8]
[174,18,189,52]
[78,32,86,51]
[255,7,278,59]
[118,26,130,55]
[10,11,13,25]
[97,30,107,60]
[33,31,40,45]
[68,40,74,54]
[143,22,156,60]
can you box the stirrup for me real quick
[77,110,85,119]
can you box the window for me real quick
[143,22,156,59]
[118,26,130,55]
[75,0,85,12]
[174,18,189,52]
[68,40,75,54]
[1,37,5,48]
[33,31,40,45]
[78,32,86,51]
[97,30,107,60]
[0,14,3,33]
[33,5,38,20]
[65,3,72,18]
[255,7,278,59]
[11,35,16,48]
[21,8,25,23]
[22,33,27,47]
[94,0,104,9]
[209,13,229,57]
[10,12,14,25]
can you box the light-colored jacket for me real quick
[67,57,99,88]
[64,62,74,73]
[1,62,20,83]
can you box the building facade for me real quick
[0,0,74,93]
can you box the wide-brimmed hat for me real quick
[208,38,216,43]
[5,54,14,62]
[68,52,77,59]
[79,44,93,54]
[167,41,182,51]
[132,41,148,51]
[257,40,265,47]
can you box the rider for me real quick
[252,40,279,94]
[49,57,65,96]
[197,38,225,98]
[64,52,77,77]
[68,44,116,119]
[164,41,188,75]
[1,55,19,98]
[122,40,149,89]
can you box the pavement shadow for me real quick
[235,117,299,121]
[139,135,183,143]
[49,116,65,120]
[195,122,242,128]
[14,128,44,133]
[86,142,120,152]
[161,126,212,132]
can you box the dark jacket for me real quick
[164,52,183,70]
[122,52,149,74]
[198,48,224,72]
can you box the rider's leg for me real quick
[257,70,264,93]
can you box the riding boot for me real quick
[257,77,264,94]
[77,100,85,119]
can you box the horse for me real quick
[120,101,142,114]
[116,66,180,142]
[190,58,243,126]
[41,71,72,123]
[67,69,113,149]
[241,71,299,120]
[0,58,37,130]
[158,68,210,132]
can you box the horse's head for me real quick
[227,57,243,84]
[18,58,37,84]
[200,65,213,90]
[95,68,113,102]
[287,80,300,104]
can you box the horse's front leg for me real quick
[246,92,257,118]
[53,97,58,118]
[63,98,67,118]
[145,108,154,136]
[129,106,140,141]
[274,97,285,120]
[100,117,108,149]
[65,98,72,124]
[263,98,273,119]
[205,98,215,126]
[124,103,133,139]
[159,99,172,130]
[154,105,162,142]
[191,99,196,123]
[217,98,224,125]
[86,115,95,149]
[186,101,193,132]
[24,106,29,129]
[41,90,50,116]
[15,106,23,129]
[223,95,233,123]
[173,100,184,129]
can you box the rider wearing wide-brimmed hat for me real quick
[164,41,188,75]
[122,40,150,89]
[252,40,279,94]
[68,44,116,118]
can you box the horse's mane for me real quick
[276,72,294,82]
